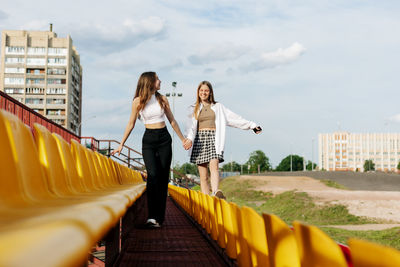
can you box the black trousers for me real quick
[142,127,172,224]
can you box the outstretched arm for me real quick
[223,104,258,130]
[111,98,139,156]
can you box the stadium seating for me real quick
[349,238,400,267]
[0,109,146,267]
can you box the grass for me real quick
[320,179,349,190]
[220,176,372,225]
[321,227,400,250]
[217,176,400,249]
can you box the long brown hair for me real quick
[193,81,217,119]
[134,72,166,112]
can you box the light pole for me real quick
[166,82,183,180]
[311,138,314,171]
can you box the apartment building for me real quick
[0,28,82,135]
[319,132,400,172]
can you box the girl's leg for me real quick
[209,158,220,194]
[154,133,172,225]
[198,163,210,194]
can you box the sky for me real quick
[1,0,399,167]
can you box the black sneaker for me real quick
[145,219,161,228]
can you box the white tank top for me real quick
[139,94,165,124]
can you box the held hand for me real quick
[182,138,192,150]
[253,126,262,134]
[111,145,123,156]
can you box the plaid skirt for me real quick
[190,130,224,165]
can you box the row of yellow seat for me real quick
[169,184,400,267]
[0,109,146,267]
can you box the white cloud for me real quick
[389,114,400,123]
[72,16,166,54]
[242,42,306,72]
[188,43,248,65]
[0,10,8,20]
[20,20,49,31]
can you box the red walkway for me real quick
[115,197,230,266]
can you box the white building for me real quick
[0,28,82,135]
[319,132,400,172]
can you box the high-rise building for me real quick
[0,28,82,135]
[319,132,400,172]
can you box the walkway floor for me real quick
[114,197,229,267]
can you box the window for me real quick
[27,47,46,55]
[25,98,44,105]
[48,48,67,55]
[47,79,66,85]
[46,99,66,104]
[5,67,25,73]
[5,57,25,64]
[26,88,45,94]
[4,77,24,85]
[5,46,25,54]
[26,78,45,85]
[26,68,45,75]
[48,58,66,65]
[26,58,46,65]
[4,88,24,94]
[46,109,65,116]
[46,88,66,95]
[47,68,66,75]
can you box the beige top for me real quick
[198,105,216,129]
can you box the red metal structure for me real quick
[0,90,80,143]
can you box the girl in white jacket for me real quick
[186,81,262,198]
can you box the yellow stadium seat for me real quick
[263,213,300,267]
[33,124,132,216]
[207,195,218,240]
[240,206,269,267]
[0,110,125,240]
[230,202,250,266]
[293,221,347,267]
[348,238,400,267]
[0,221,91,267]
[221,199,237,259]
[53,134,145,205]
[214,197,226,249]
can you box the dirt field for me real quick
[240,175,400,228]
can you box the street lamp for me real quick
[166,82,183,180]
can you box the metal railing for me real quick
[0,90,80,143]
[81,137,199,187]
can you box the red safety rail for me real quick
[0,91,80,143]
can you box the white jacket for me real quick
[186,102,257,155]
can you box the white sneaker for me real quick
[145,218,161,228]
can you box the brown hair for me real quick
[193,81,216,119]
[134,72,166,112]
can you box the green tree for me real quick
[364,159,375,172]
[245,150,271,173]
[306,160,317,171]
[276,154,304,171]
[222,161,241,172]
[173,162,198,179]
[397,161,400,171]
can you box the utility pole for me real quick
[166,82,182,180]
[312,138,315,171]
